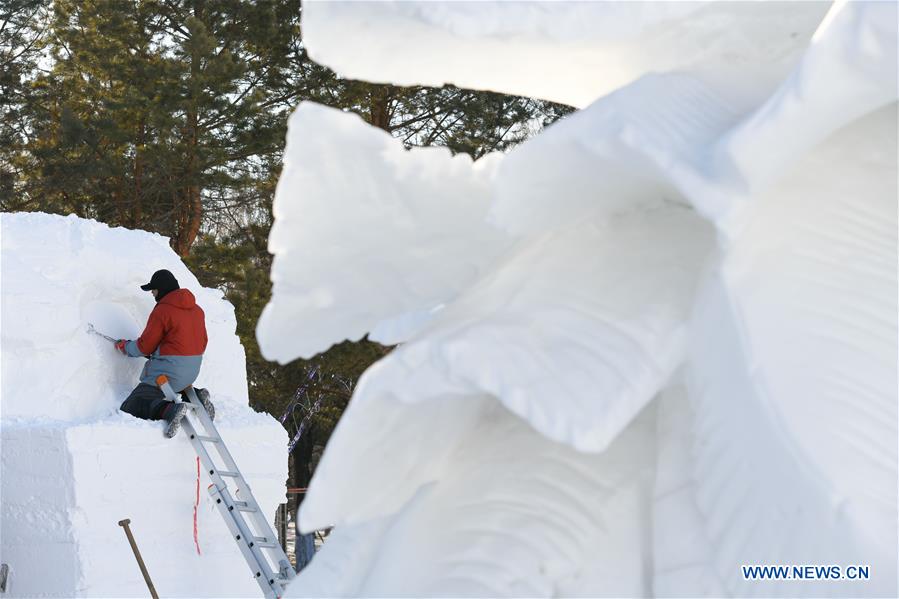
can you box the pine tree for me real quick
[13,0,309,255]
[0,0,51,208]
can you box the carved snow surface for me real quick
[262,1,898,596]
[257,104,510,363]
[295,395,656,597]
[684,104,898,597]
[319,207,712,454]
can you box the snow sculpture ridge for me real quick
[258,103,510,362]
[300,1,831,108]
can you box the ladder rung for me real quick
[196,435,219,443]
[251,537,279,548]
[234,501,257,512]
[217,471,240,477]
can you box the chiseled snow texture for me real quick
[301,1,830,108]
[684,104,898,597]
[293,396,656,597]
[261,1,897,597]
[257,103,510,362]
[1,213,287,598]
[319,207,712,454]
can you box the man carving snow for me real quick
[116,269,215,437]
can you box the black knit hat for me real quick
[140,269,179,293]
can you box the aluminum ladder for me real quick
[157,375,296,598]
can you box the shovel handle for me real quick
[118,519,159,599]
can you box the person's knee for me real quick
[120,383,163,417]
[119,397,139,417]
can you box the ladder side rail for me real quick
[208,485,279,599]
[184,386,295,583]
[224,471,297,585]
[180,416,232,498]
[213,484,281,587]
[169,382,295,591]
[183,415,282,593]
[157,378,277,593]
[179,388,270,534]
[180,390,274,537]
[181,389,260,499]
[183,388,250,481]
[245,508,298,585]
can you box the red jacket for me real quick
[135,289,208,356]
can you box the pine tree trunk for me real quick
[178,108,202,257]
[369,86,393,131]
[171,188,183,253]
[113,186,126,225]
[173,0,205,257]
[133,118,144,228]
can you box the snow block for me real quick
[1,213,288,597]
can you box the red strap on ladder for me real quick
[193,457,202,555]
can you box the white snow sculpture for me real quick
[258,1,897,597]
[257,104,510,361]
[1,213,287,598]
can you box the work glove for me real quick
[114,340,127,355]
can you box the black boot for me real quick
[182,388,215,421]
[163,403,189,438]
[195,388,215,421]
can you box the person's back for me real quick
[116,269,214,437]
[126,286,207,393]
